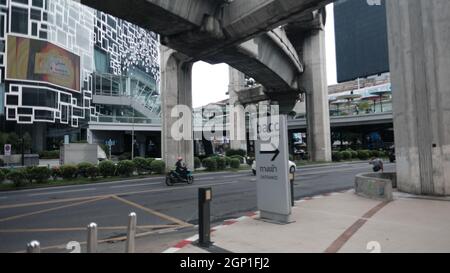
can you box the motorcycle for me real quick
[165,169,194,186]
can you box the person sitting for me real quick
[175,156,188,179]
[369,157,384,173]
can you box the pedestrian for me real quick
[369,157,384,173]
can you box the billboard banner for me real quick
[7,35,81,92]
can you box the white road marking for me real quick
[222,174,246,179]
[28,188,97,197]
[110,182,161,189]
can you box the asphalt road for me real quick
[0,161,395,253]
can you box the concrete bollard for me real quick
[87,222,98,253]
[26,240,41,253]
[125,212,137,253]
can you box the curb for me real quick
[162,189,355,253]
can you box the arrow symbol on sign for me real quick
[260,147,280,161]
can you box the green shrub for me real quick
[7,169,26,187]
[98,160,116,178]
[60,165,78,180]
[225,149,246,157]
[30,167,51,183]
[39,150,60,159]
[349,150,358,159]
[224,157,232,167]
[341,151,352,160]
[133,157,148,174]
[23,166,35,184]
[202,158,217,172]
[194,157,201,169]
[145,158,155,172]
[230,158,241,169]
[332,151,343,162]
[370,150,380,158]
[230,155,244,164]
[118,152,131,161]
[51,166,60,180]
[0,158,4,167]
[0,169,5,182]
[86,165,99,180]
[117,160,135,177]
[357,150,370,160]
[77,162,94,178]
[216,157,226,170]
[150,160,166,174]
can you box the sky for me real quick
[192,3,337,108]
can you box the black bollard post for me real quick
[198,187,212,247]
[290,172,295,207]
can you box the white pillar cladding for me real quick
[228,67,248,152]
[301,27,332,162]
[160,46,194,169]
[386,0,450,196]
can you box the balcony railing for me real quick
[91,115,161,124]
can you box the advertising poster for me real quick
[7,35,81,92]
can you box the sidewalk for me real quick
[170,190,450,253]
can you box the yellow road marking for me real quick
[0,195,110,210]
[110,195,192,227]
[0,181,239,210]
[12,227,183,253]
[0,196,109,223]
[0,224,180,233]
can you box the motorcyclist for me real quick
[175,156,188,179]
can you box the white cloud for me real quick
[192,3,337,108]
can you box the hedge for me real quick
[98,160,116,178]
[357,150,371,160]
[202,158,217,171]
[7,170,26,187]
[86,165,99,180]
[230,155,244,164]
[27,166,51,184]
[230,158,241,169]
[60,165,78,180]
[39,150,60,159]
[194,157,201,169]
[216,157,227,170]
[145,158,155,172]
[150,160,166,174]
[225,149,246,157]
[51,166,60,180]
[341,151,352,160]
[332,151,343,162]
[77,162,94,178]
[117,160,135,177]
[133,157,148,174]
[0,169,5,182]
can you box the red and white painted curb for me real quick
[162,189,354,253]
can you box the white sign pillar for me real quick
[256,114,292,223]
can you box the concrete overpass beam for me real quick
[301,28,331,162]
[387,0,450,196]
[161,46,194,169]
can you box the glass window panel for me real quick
[11,7,28,34]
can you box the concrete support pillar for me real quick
[161,46,194,169]
[228,67,247,152]
[32,123,46,153]
[386,0,450,195]
[301,28,332,162]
